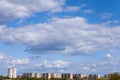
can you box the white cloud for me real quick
[82,66,89,71]
[91,69,96,72]
[43,60,70,68]
[100,12,112,19]
[0,53,29,66]
[34,63,42,67]
[44,60,53,68]
[0,53,31,74]
[0,53,7,59]
[79,4,88,8]
[106,53,112,59]
[92,64,96,67]
[0,17,120,55]
[0,0,65,23]
[8,58,29,65]
[82,9,94,14]
[54,60,70,68]
[64,6,80,12]
[102,20,120,26]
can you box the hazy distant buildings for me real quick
[8,68,16,78]
[62,73,73,79]
[52,73,61,78]
[35,73,42,78]
[7,68,102,80]
[42,73,62,80]
[22,73,73,80]
[73,74,89,79]
[42,73,51,80]
[73,74,100,80]
[22,73,41,78]
[88,74,100,80]
[27,73,35,78]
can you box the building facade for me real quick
[8,68,17,78]
[42,73,51,80]
[62,73,73,79]
[88,74,100,80]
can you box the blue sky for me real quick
[0,0,120,75]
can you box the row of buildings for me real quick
[8,68,100,80]
[21,73,100,80]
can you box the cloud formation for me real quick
[100,12,112,19]
[0,17,120,55]
[0,53,7,59]
[106,53,112,59]
[0,0,65,23]
[64,6,80,12]
[43,60,70,68]
[0,53,29,70]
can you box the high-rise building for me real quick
[8,68,17,78]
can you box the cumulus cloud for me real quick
[7,58,29,65]
[0,53,69,73]
[0,17,120,55]
[43,60,70,68]
[0,53,29,66]
[0,0,65,23]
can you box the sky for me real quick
[0,0,120,75]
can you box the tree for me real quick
[50,78,67,80]
[109,73,120,80]
[97,78,106,80]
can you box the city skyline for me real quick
[0,67,119,80]
[0,0,120,75]
[7,67,101,80]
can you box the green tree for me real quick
[97,77,106,80]
[109,73,120,80]
[50,78,67,80]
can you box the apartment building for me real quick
[8,68,17,78]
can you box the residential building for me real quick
[8,68,17,78]
[22,73,35,78]
[62,73,73,79]
[35,73,42,78]
[51,73,62,78]
[42,73,51,80]
[88,74,100,80]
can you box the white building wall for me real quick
[8,68,13,78]
[12,68,16,78]
[35,73,41,78]
[70,74,73,79]
[48,73,51,79]
[56,73,62,78]
[8,68,17,78]
[98,74,101,79]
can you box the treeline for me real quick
[0,77,67,80]
[0,75,8,80]
[98,72,120,80]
